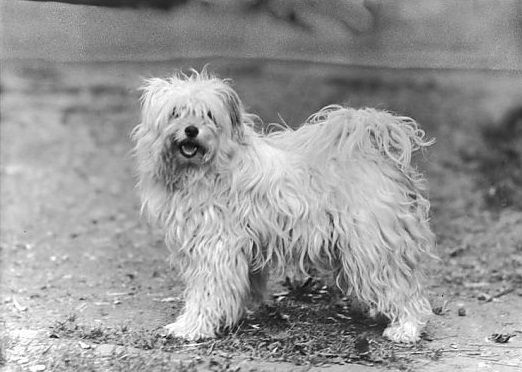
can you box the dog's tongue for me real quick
[181,142,198,157]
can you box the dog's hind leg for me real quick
[335,212,432,343]
[337,251,430,342]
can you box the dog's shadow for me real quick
[215,277,389,359]
[246,277,387,330]
[199,277,427,366]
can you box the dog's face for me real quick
[133,71,245,187]
[163,102,220,167]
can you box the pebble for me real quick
[458,306,466,316]
[78,341,91,349]
[96,344,116,357]
[29,365,46,372]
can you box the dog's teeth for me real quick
[181,143,198,157]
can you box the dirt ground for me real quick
[1,59,521,371]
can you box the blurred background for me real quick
[1,1,522,369]
[1,0,521,68]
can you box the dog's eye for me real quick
[172,108,180,119]
[206,111,214,121]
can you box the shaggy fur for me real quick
[132,70,435,343]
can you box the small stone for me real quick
[78,341,91,349]
[457,305,466,316]
[477,293,492,302]
[29,365,46,372]
[96,344,115,357]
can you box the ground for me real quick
[1,59,521,371]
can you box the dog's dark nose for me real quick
[185,125,199,138]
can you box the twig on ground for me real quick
[207,341,216,355]
[41,344,52,355]
[492,288,514,299]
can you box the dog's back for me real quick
[265,105,433,171]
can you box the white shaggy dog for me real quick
[132,70,435,343]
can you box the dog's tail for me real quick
[277,105,434,169]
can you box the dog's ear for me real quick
[223,88,245,141]
[139,78,172,129]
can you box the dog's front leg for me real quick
[165,240,251,340]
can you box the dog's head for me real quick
[133,70,246,187]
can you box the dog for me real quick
[132,69,435,343]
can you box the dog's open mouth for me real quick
[179,140,200,158]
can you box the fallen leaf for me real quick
[12,297,28,312]
[489,333,515,343]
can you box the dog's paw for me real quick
[163,321,216,341]
[383,320,420,343]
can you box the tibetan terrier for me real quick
[132,70,435,343]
